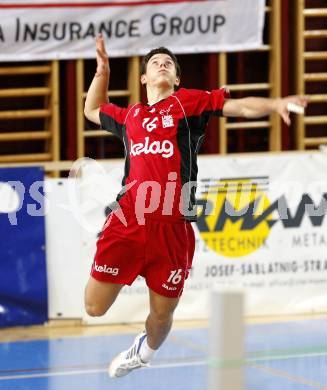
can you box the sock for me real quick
[139,336,156,363]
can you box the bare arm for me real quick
[84,35,110,125]
[223,95,308,126]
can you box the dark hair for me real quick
[140,47,181,77]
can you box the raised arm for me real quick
[84,34,110,125]
[223,95,308,126]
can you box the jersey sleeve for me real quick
[99,103,129,140]
[179,87,230,117]
[174,88,230,141]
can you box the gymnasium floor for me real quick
[1,317,327,390]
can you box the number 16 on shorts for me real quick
[167,269,183,285]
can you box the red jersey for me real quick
[99,87,229,222]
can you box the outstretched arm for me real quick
[223,95,308,126]
[84,34,110,125]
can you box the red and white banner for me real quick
[0,0,265,61]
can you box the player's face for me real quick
[141,54,180,90]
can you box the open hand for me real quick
[95,34,110,77]
[276,95,309,126]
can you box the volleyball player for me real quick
[84,35,308,378]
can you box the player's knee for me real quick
[151,308,174,325]
[84,302,107,317]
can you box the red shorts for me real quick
[91,207,195,298]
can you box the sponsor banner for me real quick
[187,153,327,317]
[0,167,48,327]
[0,0,265,61]
[46,153,327,324]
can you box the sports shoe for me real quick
[108,331,148,378]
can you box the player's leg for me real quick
[108,288,180,378]
[84,276,123,317]
[139,221,195,361]
[145,288,179,350]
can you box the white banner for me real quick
[45,152,327,323]
[45,179,85,319]
[0,0,265,61]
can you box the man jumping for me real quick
[84,35,308,378]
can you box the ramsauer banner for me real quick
[38,152,324,324]
[0,0,265,61]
